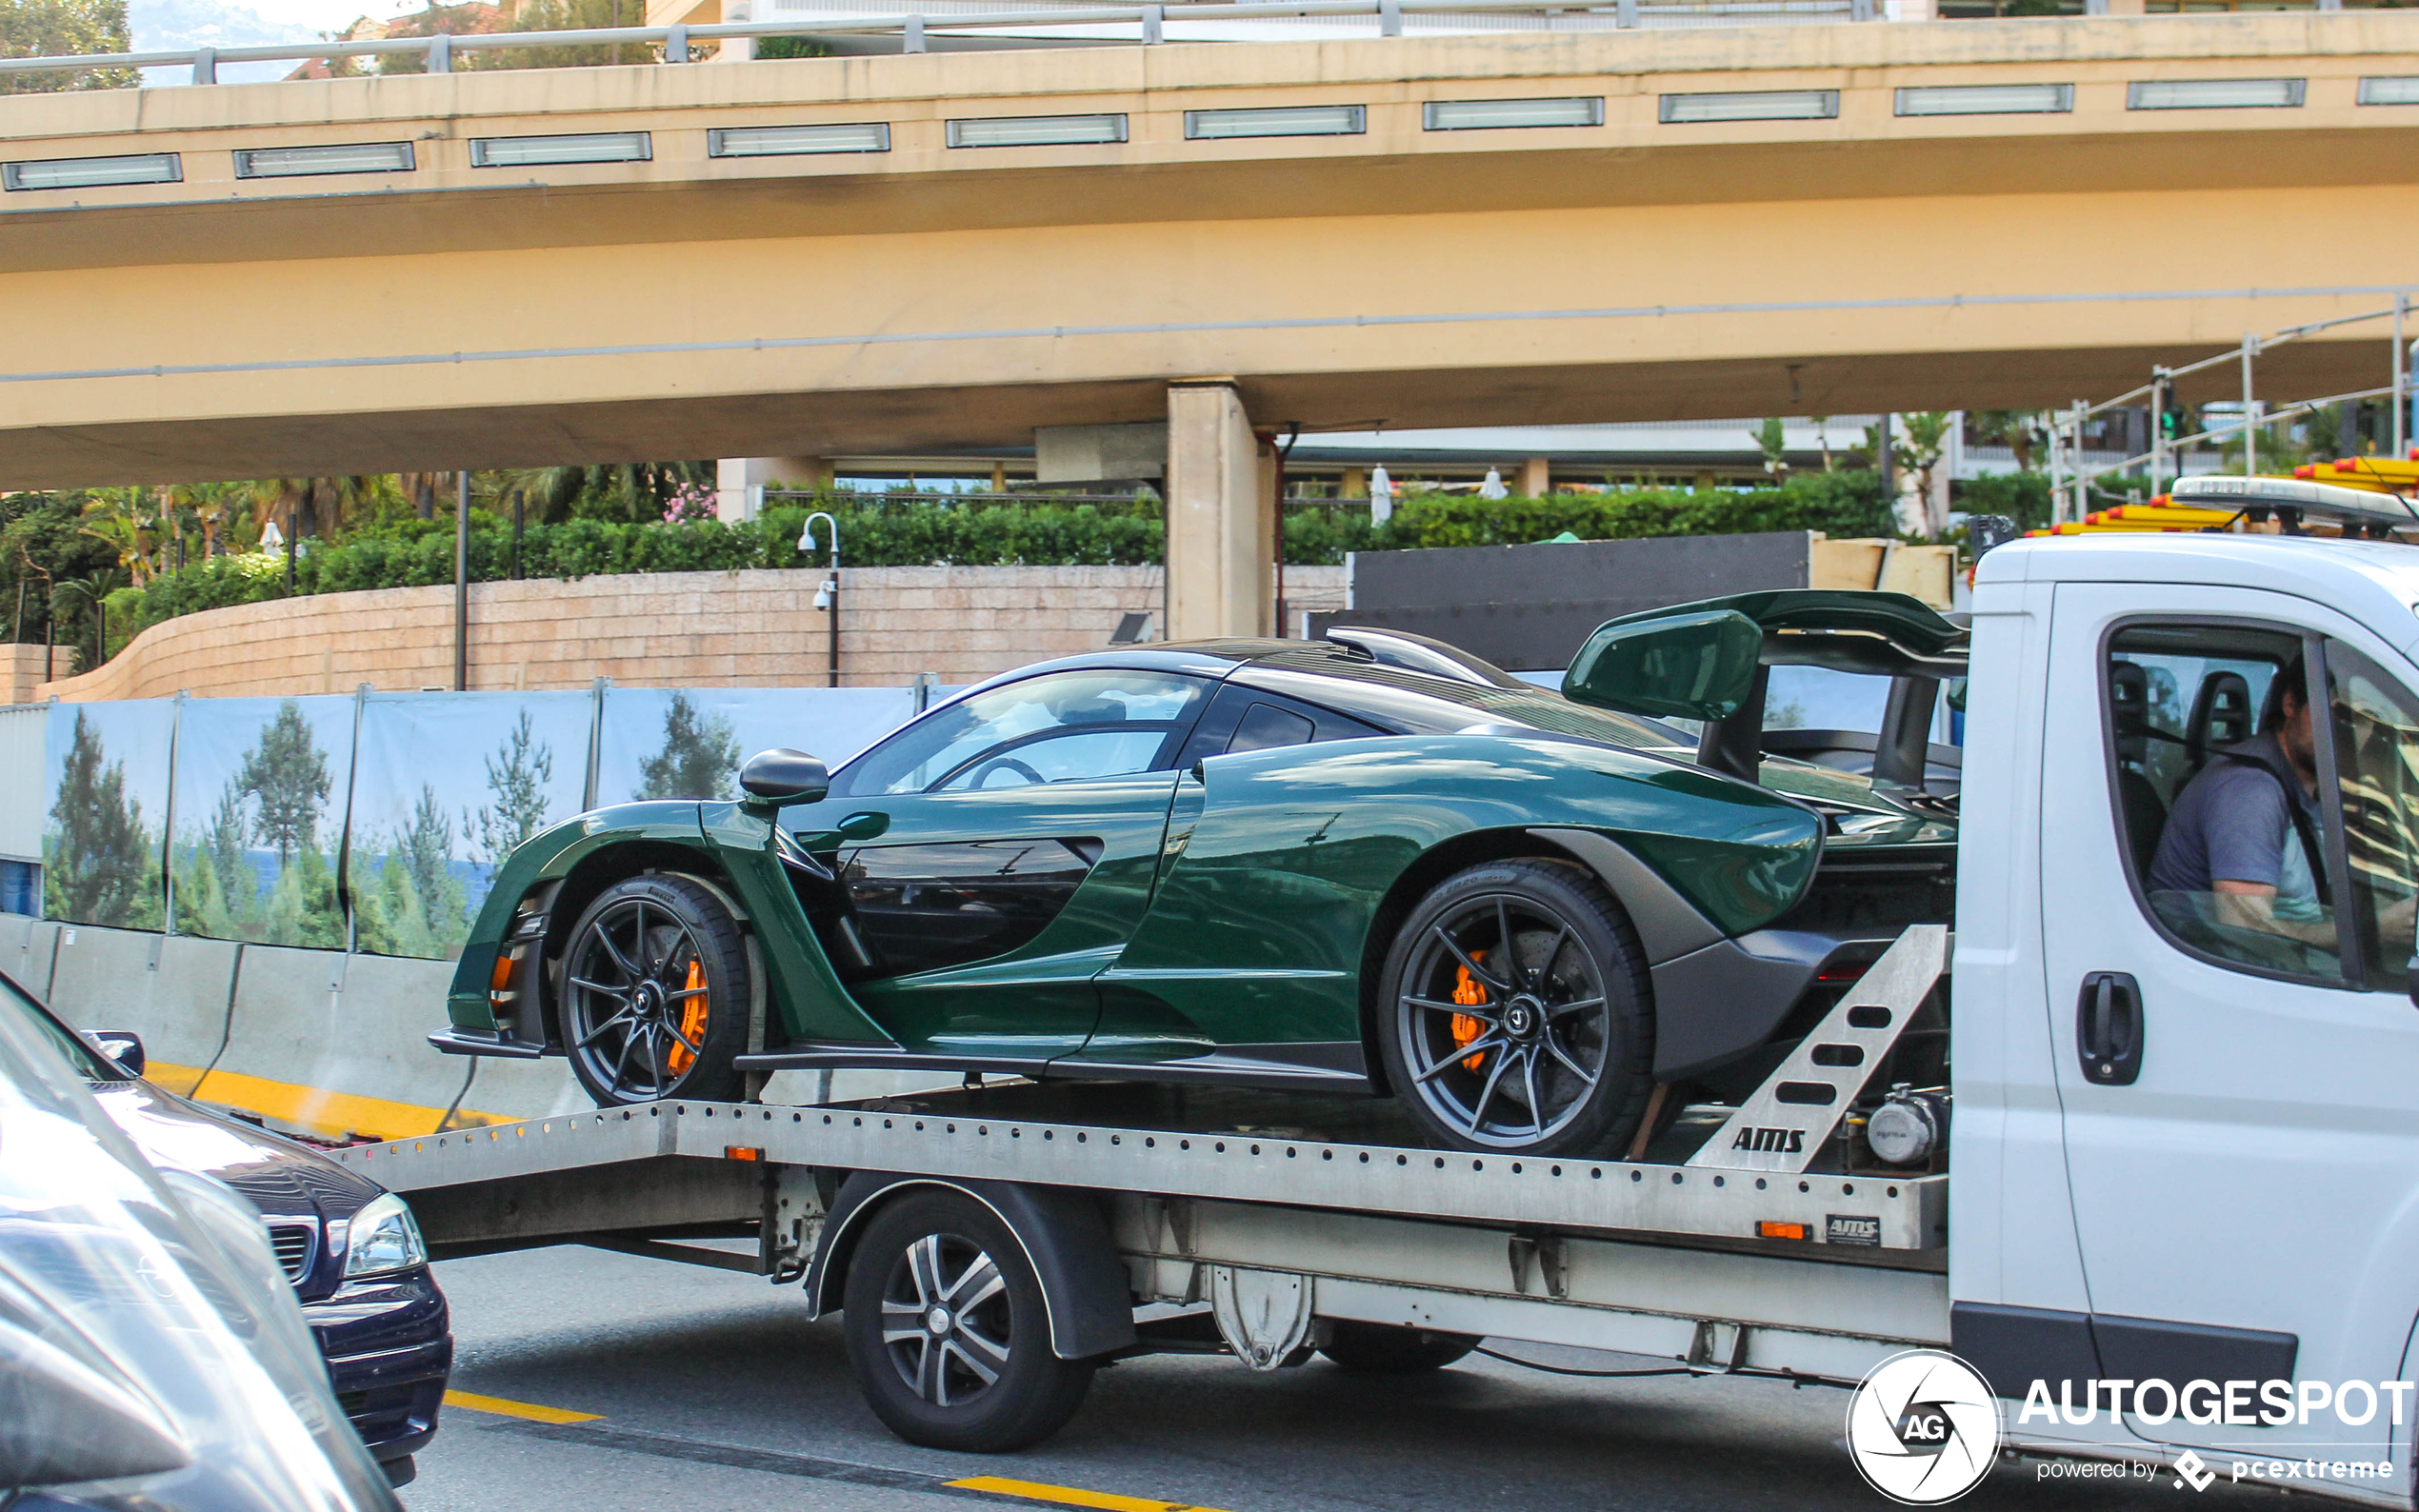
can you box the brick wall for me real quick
[35,565,1346,702]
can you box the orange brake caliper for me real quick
[667,958,708,1074]
[1449,951,1489,1071]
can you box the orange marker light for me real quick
[1757,1221,1811,1241]
[724,1145,764,1162]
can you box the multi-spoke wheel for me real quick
[560,875,749,1106]
[842,1191,1096,1451]
[1377,859,1653,1157]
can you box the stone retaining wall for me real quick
[37,565,1346,701]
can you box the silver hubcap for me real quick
[880,1233,1011,1408]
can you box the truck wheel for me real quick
[1319,1322,1479,1374]
[561,874,749,1107]
[1376,859,1653,1158]
[841,1190,1096,1452]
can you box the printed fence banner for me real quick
[347,692,594,960]
[170,696,358,948]
[44,700,176,929]
[591,686,917,806]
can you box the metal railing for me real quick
[2049,295,2419,522]
[0,0,1874,84]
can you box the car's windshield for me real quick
[0,974,118,1082]
[835,670,1211,796]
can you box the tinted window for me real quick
[835,671,1209,796]
[2326,642,2419,991]
[1227,703,1315,754]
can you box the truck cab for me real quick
[1957,524,2419,1495]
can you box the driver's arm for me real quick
[2210,879,2337,945]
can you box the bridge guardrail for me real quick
[0,0,1875,87]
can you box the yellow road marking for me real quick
[947,1476,1232,1512]
[442,1389,603,1425]
[150,1063,509,1143]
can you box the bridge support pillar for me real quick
[1165,379,1274,641]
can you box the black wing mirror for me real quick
[739,749,830,812]
[87,1029,144,1079]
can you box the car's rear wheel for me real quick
[1319,1321,1479,1374]
[1376,859,1653,1157]
[841,1190,1096,1452]
[560,874,749,1107]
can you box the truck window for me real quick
[2103,623,2343,983]
[2324,642,2419,990]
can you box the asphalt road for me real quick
[401,1244,2279,1512]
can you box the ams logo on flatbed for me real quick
[1730,1126,1806,1153]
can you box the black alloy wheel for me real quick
[1378,859,1653,1157]
[841,1190,1096,1452]
[560,874,749,1106]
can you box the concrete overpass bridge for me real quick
[4,11,2419,632]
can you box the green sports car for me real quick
[432,590,1966,1157]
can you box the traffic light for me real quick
[2158,399,2189,442]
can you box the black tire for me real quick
[1376,859,1653,1157]
[840,1190,1096,1452]
[1319,1322,1479,1374]
[559,873,750,1107]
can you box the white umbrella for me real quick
[1478,468,1508,500]
[1369,465,1394,524]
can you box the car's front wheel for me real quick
[560,874,750,1107]
[1375,859,1653,1157]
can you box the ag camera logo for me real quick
[1847,1350,2003,1504]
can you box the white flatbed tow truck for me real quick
[332,480,2419,1507]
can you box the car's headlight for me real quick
[342,1192,428,1279]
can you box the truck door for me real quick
[2038,581,2419,1465]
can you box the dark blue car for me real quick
[4,974,452,1487]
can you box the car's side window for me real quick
[835,671,1210,796]
[2323,642,2419,991]
[2103,622,2343,983]
[1227,703,1315,754]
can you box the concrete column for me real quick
[1517,456,1551,497]
[716,456,830,520]
[1165,380,1273,641]
[1340,467,1368,498]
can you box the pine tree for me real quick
[469,711,554,865]
[236,701,330,865]
[399,784,465,939]
[206,779,251,922]
[44,710,156,927]
[637,692,739,800]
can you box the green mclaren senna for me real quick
[433,589,1966,1158]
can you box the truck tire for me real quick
[1376,858,1654,1158]
[841,1189,1096,1452]
[1319,1322,1479,1374]
[560,874,750,1107]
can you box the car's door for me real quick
[812,668,1214,1060]
[2037,581,2419,1473]
[1076,684,1388,1073]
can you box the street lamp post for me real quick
[802,511,840,688]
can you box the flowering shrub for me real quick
[661,484,717,525]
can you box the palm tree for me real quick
[77,490,165,587]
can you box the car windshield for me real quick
[836,670,1210,795]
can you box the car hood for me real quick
[88,1080,385,1226]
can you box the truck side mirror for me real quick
[739,749,830,811]
[1564,608,1765,723]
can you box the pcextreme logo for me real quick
[1847,1350,2004,1505]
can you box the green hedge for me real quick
[104,474,1903,656]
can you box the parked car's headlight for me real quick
[342,1192,428,1279]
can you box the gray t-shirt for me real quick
[2148,738,2319,916]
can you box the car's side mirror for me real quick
[87,1029,144,1079]
[1564,608,1765,723]
[739,749,830,812]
